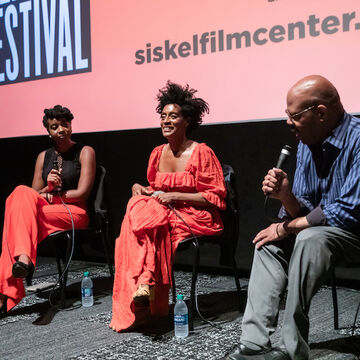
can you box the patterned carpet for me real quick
[0,258,359,360]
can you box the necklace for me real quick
[54,150,64,170]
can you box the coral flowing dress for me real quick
[110,143,226,332]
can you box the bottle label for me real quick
[174,314,188,325]
[82,288,93,297]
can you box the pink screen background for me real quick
[0,0,359,138]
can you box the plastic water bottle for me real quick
[174,294,189,338]
[81,271,94,307]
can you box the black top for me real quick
[42,143,84,192]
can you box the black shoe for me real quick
[263,349,290,360]
[0,295,7,319]
[220,345,290,360]
[12,261,34,286]
[220,343,270,359]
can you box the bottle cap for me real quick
[84,271,89,277]
[176,294,184,300]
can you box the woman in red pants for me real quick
[110,82,226,332]
[0,105,96,316]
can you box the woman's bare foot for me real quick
[133,284,151,303]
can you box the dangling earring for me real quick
[49,135,52,138]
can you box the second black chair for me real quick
[171,163,242,331]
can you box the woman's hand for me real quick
[39,192,53,203]
[132,183,154,197]
[153,192,179,205]
[47,169,62,192]
[252,222,288,249]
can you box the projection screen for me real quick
[0,0,359,138]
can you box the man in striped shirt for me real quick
[223,75,360,360]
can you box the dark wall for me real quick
[0,120,297,271]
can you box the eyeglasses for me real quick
[285,105,316,121]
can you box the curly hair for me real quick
[42,105,74,129]
[156,81,209,136]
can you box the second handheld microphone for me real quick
[52,160,62,192]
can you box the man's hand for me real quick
[253,222,288,249]
[262,168,291,201]
[132,183,154,197]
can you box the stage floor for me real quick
[0,257,359,359]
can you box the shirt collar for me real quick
[322,111,350,150]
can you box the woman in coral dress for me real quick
[0,105,96,317]
[110,82,226,332]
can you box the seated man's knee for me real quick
[296,228,318,242]
[294,227,331,253]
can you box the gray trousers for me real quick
[240,226,360,360]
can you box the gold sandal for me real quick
[133,284,154,304]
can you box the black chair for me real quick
[331,265,360,335]
[171,164,242,331]
[36,165,114,307]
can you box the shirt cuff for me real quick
[278,201,310,219]
[306,205,327,226]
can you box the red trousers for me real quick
[0,185,89,311]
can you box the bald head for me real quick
[286,75,344,145]
[287,75,343,115]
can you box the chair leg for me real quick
[54,240,64,294]
[331,268,339,330]
[55,255,63,289]
[231,253,242,312]
[100,220,114,277]
[189,239,199,332]
[351,301,360,336]
[171,269,176,304]
[59,233,72,308]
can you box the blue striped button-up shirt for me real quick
[280,112,360,235]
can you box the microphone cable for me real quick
[263,195,280,223]
[47,190,76,307]
[167,203,222,330]
[46,160,76,307]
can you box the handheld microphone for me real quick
[275,145,292,169]
[151,190,165,197]
[52,160,62,192]
[264,145,292,200]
